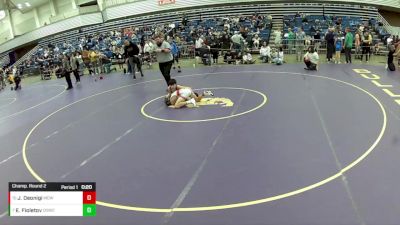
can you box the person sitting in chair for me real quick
[199,43,211,66]
[224,50,239,64]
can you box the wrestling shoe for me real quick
[188,98,197,107]
[203,90,214,96]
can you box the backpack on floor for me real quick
[388,62,396,71]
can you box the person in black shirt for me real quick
[209,36,220,64]
[387,44,395,71]
[314,30,321,51]
[124,40,143,79]
[182,13,188,26]
[325,28,335,62]
[199,44,211,65]
[13,74,21,91]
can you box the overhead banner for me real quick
[158,0,175,6]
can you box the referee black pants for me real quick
[159,60,173,85]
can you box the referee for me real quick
[153,34,174,85]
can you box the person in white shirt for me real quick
[143,40,154,67]
[195,36,204,49]
[233,16,239,23]
[252,34,261,49]
[259,42,271,63]
[243,51,255,64]
[387,35,393,46]
[272,47,284,65]
[12,66,17,77]
[303,46,319,70]
[359,24,364,33]
[195,36,204,63]
[144,40,153,54]
[224,21,230,31]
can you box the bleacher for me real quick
[2,2,392,71]
[283,15,366,37]
[35,3,380,51]
[0,54,10,67]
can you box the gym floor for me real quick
[0,63,399,225]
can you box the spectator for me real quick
[305,35,311,49]
[220,33,231,52]
[361,31,372,62]
[243,51,255,64]
[325,28,335,62]
[209,35,220,64]
[374,42,380,55]
[355,31,361,59]
[96,51,105,74]
[62,55,73,90]
[231,31,244,51]
[102,54,115,74]
[82,47,92,75]
[195,36,204,52]
[296,28,306,61]
[259,42,271,63]
[89,50,99,77]
[76,52,83,72]
[273,47,284,65]
[252,34,261,49]
[116,47,125,70]
[224,50,238,64]
[224,21,231,31]
[392,40,400,67]
[359,24,364,33]
[288,28,295,54]
[12,66,17,77]
[304,46,319,70]
[144,40,153,54]
[70,52,80,83]
[386,43,395,71]
[169,39,181,72]
[344,27,353,64]
[182,13,188,26]
[335,32,343,64]
[199,43,211,65]
[124,39,143,79]
[174,35,181,46]
[387,35,393,46]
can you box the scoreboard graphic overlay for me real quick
[9,182,96,217]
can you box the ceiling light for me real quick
[25,2,31,7]
[17,4,22,9]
